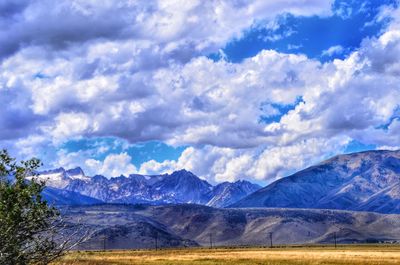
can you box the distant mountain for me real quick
[37,168,261,207]
[231,150,400,214]
[207,180,262,207]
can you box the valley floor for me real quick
[55,245,400,265]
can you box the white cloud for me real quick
[0,0,334,60]
[85,152,137,178]
[52,149,137,178]
[0,0,334,148]
[137,14,400,182]
[322,45,345,57]
[377,145,400,151]
[50,112,95,142]
[3,47,319,147]
[2,1,400,184]
[139,136,348,183]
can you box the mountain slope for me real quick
[207,180,261,207]
[63,204,400,249]
[355,183,400,213]
[42,187,102,205]
[231,150,400,213]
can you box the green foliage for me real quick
[0,149,62,265]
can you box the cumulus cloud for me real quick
[322,45,344,57]
[0,0,333,60]
[50,148,137,178]
[139,137,348,183]
[85,153,137,178]
[2,43,322,147]
[138,12,400,182]
[2,0,400,183]
[0,0,332,146]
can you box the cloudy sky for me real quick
[1,0,400,184]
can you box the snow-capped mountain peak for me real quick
[36,168,261,207]
[34,167,89,189]
[66,167,89,180]
[32,167,69,189]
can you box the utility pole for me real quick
[101,235,106,252]
[100,235,107,263]
[334,232,337,249]
[155,232,158,251]
[269,232,273,248]
[209,233,213,249]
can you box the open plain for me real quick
[55,245,400,265]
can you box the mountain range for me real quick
[39,149,400,249]
[38,168,261,207]
[64,204,400,249]
[232,150,400,213]
[39,149,400,214]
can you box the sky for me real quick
[1,0,400,185]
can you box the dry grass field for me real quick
[54,245,400,265]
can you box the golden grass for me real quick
[55,245,400,265]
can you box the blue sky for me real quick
[62,138,186,168]
[1,0,400,183]
[212,0,397,63]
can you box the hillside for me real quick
[231,150,400,213]
[63,204,400,249]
